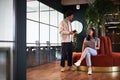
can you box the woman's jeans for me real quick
[81,47,97,66]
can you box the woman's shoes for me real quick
[74,61,93,75]
[74,60,81,67]
[88,67,92,75]
[88,70,92,75]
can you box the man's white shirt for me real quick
[59,19,74,43]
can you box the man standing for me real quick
[59,10,76,72]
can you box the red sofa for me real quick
[72,36,120,67]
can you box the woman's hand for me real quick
[96,41,100,50]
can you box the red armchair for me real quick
[72,36,120,67]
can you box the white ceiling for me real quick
[61,0,92,5]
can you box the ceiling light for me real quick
[76,4,80,10]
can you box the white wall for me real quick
[0,0,14,41]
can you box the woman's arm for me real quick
[82,38,86,52]
[96,38,100,50]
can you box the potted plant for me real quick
[85,0,118,36]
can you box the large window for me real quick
[27,1,63,46]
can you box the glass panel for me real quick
[40,11,49,24]
[27,43,36,47]
[27,1,39,12]
[72,20,83,34]
[58,12,64,27]
[26,20,39,43]
[50,7,54,10]
[40,2,49,11]
[27,12,39,21]
[0,0,14,41]
[40,2,49,24]
[27,1,39,21]
[50,9,57,26]
[40,23,49,44]
[50,26,57,44]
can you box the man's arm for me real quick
[59,22,70,35]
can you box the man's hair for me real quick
[65,10,73,18]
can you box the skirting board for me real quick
[73,65,120,72]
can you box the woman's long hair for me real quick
[86,28,96,41]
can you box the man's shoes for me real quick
[74,60,81,67]
[61,68,65,72]
[68,66,74,71]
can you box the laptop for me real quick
[84,41,95,49]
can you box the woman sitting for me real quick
[74,28,100,75]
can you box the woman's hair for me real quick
[86,28,96,41]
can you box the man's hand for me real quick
[69,30,77,35]
[69,31,74,35]
[72,30,77,33]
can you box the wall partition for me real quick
[0,0,15,80]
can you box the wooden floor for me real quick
[27,61,120,80]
